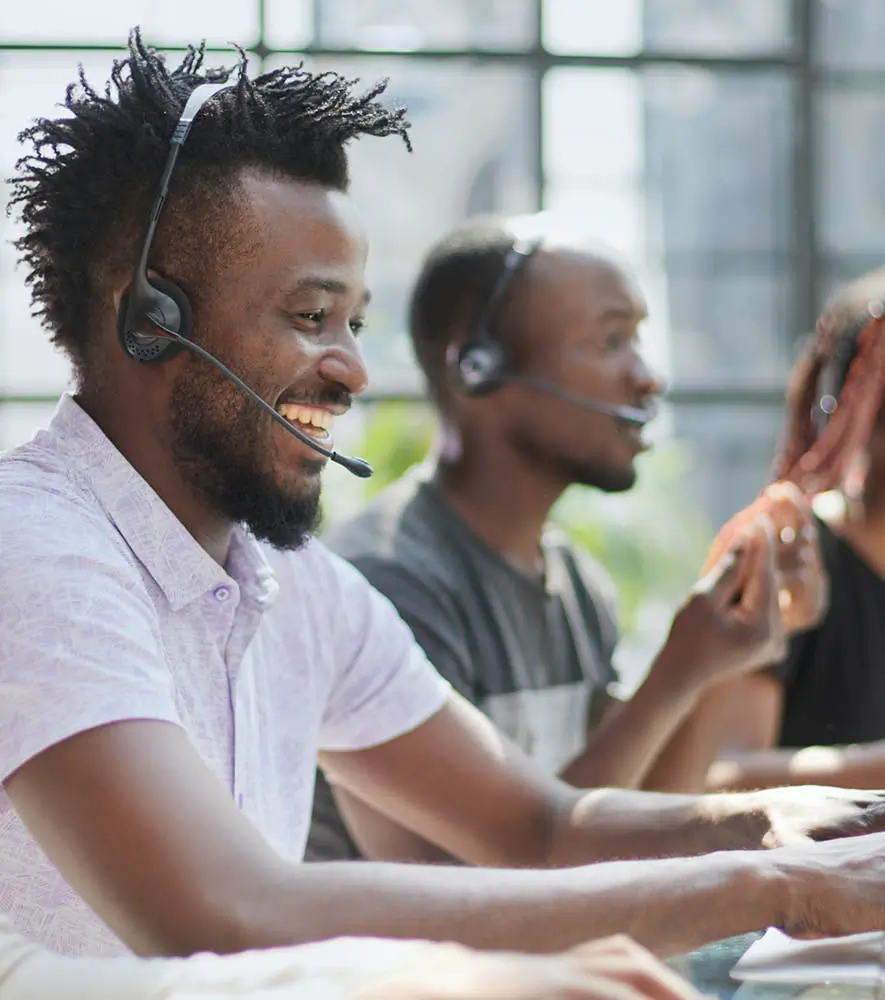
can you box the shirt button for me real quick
[214,585,231,602]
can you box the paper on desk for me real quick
[731,928,885,985]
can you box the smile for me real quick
[276,402,335,443]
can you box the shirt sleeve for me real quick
[315,546,451,752]
[0,488,181,784]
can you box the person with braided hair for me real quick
[650,268,885,793]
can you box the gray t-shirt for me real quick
[306,466,620,861]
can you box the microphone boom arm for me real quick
[143,323,374,478]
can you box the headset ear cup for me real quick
[150,277,194,341]
[453,342,507,396]
[117,277,194,365]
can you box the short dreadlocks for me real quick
[9,27,410,386]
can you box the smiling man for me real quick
[6,30,885,967]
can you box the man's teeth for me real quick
[276,402,334,434]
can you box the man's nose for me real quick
[633,355,666,399]
[318,337,369,397]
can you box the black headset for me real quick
[116,79,373,478]
[450,234,544,396]
[447,232,653,427]
[117,81,236,364]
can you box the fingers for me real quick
[764,487,825,605]
[569,937,703,1000]
[734,518,778,623]
[692,545,742,599]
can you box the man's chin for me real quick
[229,472,323,551]
[572,463,637,493]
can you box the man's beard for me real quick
[513,429,638,494]
[168,364,322,551]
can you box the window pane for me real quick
[0,50,231,395]
[545,67,794,378]
[261,0,313,50]
[815,0,885,71]
[0,51,120,395]
[671,401,784,527]
[543,0,793,56]
[662,260,792,382]
[816,86,885,256]
[0,0,259,47]
[817,255,885,316]
[306,0,537,51]
[0,401,60,451]
[265,54,537,392]
[643,68,793,254]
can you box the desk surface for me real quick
[673,934,882,999]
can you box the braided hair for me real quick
[772,268,885,495]
[701,269,885,581]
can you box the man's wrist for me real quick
[689,790,771,853]
[643,649,707,707]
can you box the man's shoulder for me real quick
[0,444,132,565]
[324,469,461,586]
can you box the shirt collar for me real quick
[48,393,278,611]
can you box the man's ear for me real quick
[111,282,130,314]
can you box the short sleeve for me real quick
[0,488,180,783]
[315,548,450,752]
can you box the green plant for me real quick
[355,400,437,497]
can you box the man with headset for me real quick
[5,32,885,968]
[307,213,826,861]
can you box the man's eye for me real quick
[299,310,325,326]
[606,330,637,351]
[349,317,367,335]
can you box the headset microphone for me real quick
[139,320,374,478]
[504,373,652,426]
[117,81,373,480]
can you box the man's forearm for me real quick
[544,786,766,867]
[560,667,701,791]
[236,850,783,960]
[707,741,885,792]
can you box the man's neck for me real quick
[75,390,235,566]
[431,435,566,576]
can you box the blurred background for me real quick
[1,0,883,683]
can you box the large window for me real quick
[2,2,884,671]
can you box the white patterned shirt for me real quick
[0,394,450,957]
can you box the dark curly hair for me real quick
[9,28,411,386]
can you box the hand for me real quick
[701,483,828,637]
[776,829,885,939]
[756,483,828,636]
[654,520,785,693]
[354,935,704,1000]
[705,785,885,851]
